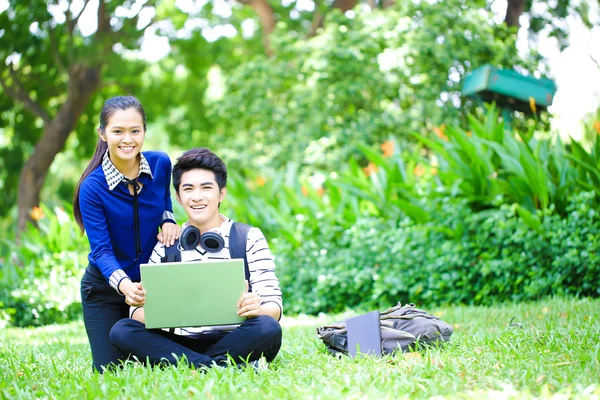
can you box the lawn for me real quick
[1,297,598,399]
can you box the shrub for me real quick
[275,192,599,314]
[0,204,87,327]
[413,105,583,215]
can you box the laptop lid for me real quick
[140,259,246,329]
[346,311,382,357]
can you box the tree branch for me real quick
[97,0,111,36]
[0,63,51,124]
[49,25,68,75]
[590,53,600,70]
[504,0,525,28]
[309,0,324,37]
[72,0,91,29]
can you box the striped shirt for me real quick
[136,214,282,335]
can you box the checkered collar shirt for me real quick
[102,149,153,190]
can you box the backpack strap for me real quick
[161,240,181,263]
[159,222,251,288]
[229,222,252,292]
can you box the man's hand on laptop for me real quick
[120,280,146,307]
[237,280,261,318]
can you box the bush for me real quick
[0,204,87,328]
[275,192,600,314]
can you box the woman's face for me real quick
[100,108,145,165]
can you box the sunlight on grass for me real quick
[1,297,599,399]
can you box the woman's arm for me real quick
[80,180,128,291]
[80,181,145,305]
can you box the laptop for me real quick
[346,311,382,357]
[140,259,247,329]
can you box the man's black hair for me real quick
[172,148,227,193]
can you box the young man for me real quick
[109,148,283,369]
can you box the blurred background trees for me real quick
[1,0,599,326]
[3,0,596,231]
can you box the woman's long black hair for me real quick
[73,95,147,233]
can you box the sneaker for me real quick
[244,357,268,372]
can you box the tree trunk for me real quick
[239,0,276,56]
[17,65,101,233]
[504,0,525,27]
[308,0,358,37]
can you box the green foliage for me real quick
[224,138,427,247]
[0,1,216,224]
[413,106,583,214]
[277,192,599,314]
[1,298,599,398]
[4,113,600,327]
[568,134,600,195]
[0,204,87,328]
[213,1,526,172]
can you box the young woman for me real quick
[73,95,180,372]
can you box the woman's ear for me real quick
[98,128,107,142]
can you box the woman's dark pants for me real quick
[81,266,129,373]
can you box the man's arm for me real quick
[244,227,283,320]
[259,302,281,320]
[237,281,281,320]
[130,306,145,324]
[237,293,280,320]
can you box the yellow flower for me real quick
[434,125,448,141]
[255,176,266,187]
[363,162,378,177]
[30,206,44,221]
[381,140,394,157]
[413,164,425,177]
[466,131,472,137]
[593,121,600,134]
[301,186,309,196]
[316,187,325,197]
[529,97,537,113]
[431,167,438,176]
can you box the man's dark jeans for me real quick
[109,315,282,368]
[81,266,129,373]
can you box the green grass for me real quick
[1,297,599,399]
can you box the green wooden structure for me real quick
[462,65,557,121]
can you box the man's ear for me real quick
[175,191,182,205]
[219,187,227,202]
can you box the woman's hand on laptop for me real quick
[120,280,146,307]
[237,281,261,318]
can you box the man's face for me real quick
[176,169,225,228]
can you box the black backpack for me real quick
[316,302,454,356]
[161,222,253,291]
